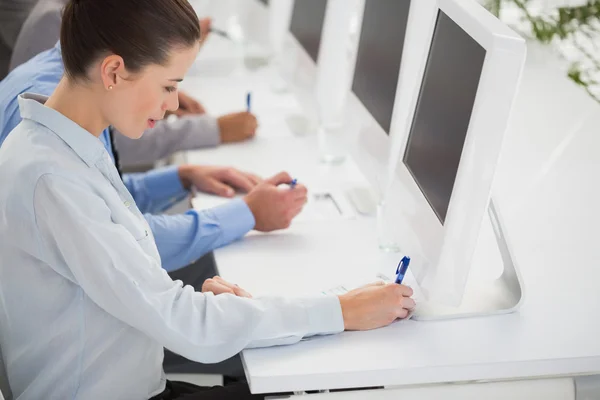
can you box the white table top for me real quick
[183,4,600,393]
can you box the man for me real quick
[9,0,258,168]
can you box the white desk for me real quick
[182,2,600,398]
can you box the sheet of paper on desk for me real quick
[192,190,355,223]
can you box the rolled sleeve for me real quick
[123,166,188,214]
[205,198,255,245]
[146,199,255,272]
[114,115,221,167]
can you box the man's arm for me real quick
[114,115,220,167]
[9,0,63,71]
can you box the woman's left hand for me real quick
[202,276,253,298]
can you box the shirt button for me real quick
[124,201,131,208]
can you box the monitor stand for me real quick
[412,198,525,321]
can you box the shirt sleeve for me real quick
[113,115,220,167]
[145,199,256,272]
[122,166,189,214]
[8,2,62,71]
[33,173,344,363]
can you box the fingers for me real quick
[201,278,235,295]
[237,112,257,137]
[401,296,416,310]
[246,172,263,186]
[200,17,212,30]
[189,99,204,114]
[178,92,204,115]
[222,169,257,193]
[287,204,304,221]
[204,178,236,197]
[395,299,415,319]
[359,281,386,289]
[286,184,308,201]
[177,92,191,109]
[243,111,258,125]
[396,308,410,319]
[199,17,212,38]
[266,171,293,186]
[388,284,416,318]
[392,283,413,297]
[172,108,186,118]
[248,114,258,134]
[233,285,253,299]
[214,276,252,298]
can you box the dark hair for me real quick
[61,0,201,80]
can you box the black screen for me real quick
[351,0,411,134]
[289,0,328,62]
[403,10,486,224]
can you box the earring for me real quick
[108,85,114,90]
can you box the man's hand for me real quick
[243,172,308,232]
[172,91,206,117]
[202,276,252,298]
[178,165,262,197]
[339,282,415,331]
[218,112,258,143]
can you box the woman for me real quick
[0,0,415,399]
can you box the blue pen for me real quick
[289,178,297,189]
[395,256,411,284]
[246,92,252,113]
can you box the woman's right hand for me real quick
[338,282,415,330]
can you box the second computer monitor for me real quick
[351,0,411,134]
[289,0,329,62]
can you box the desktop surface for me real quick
[182,2,600,392]
[185,43,600,394]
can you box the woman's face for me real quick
[104,44,200,139]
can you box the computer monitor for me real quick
[351,0,411,134]
[385,0,526,316]
[403,10,485,224]
[289,0,329,62]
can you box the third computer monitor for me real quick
[289,0,329,63]
[352,0,411,134]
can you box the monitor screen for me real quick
[289,0,328,62]
[351,0,411,134]
[403,10,486,224]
